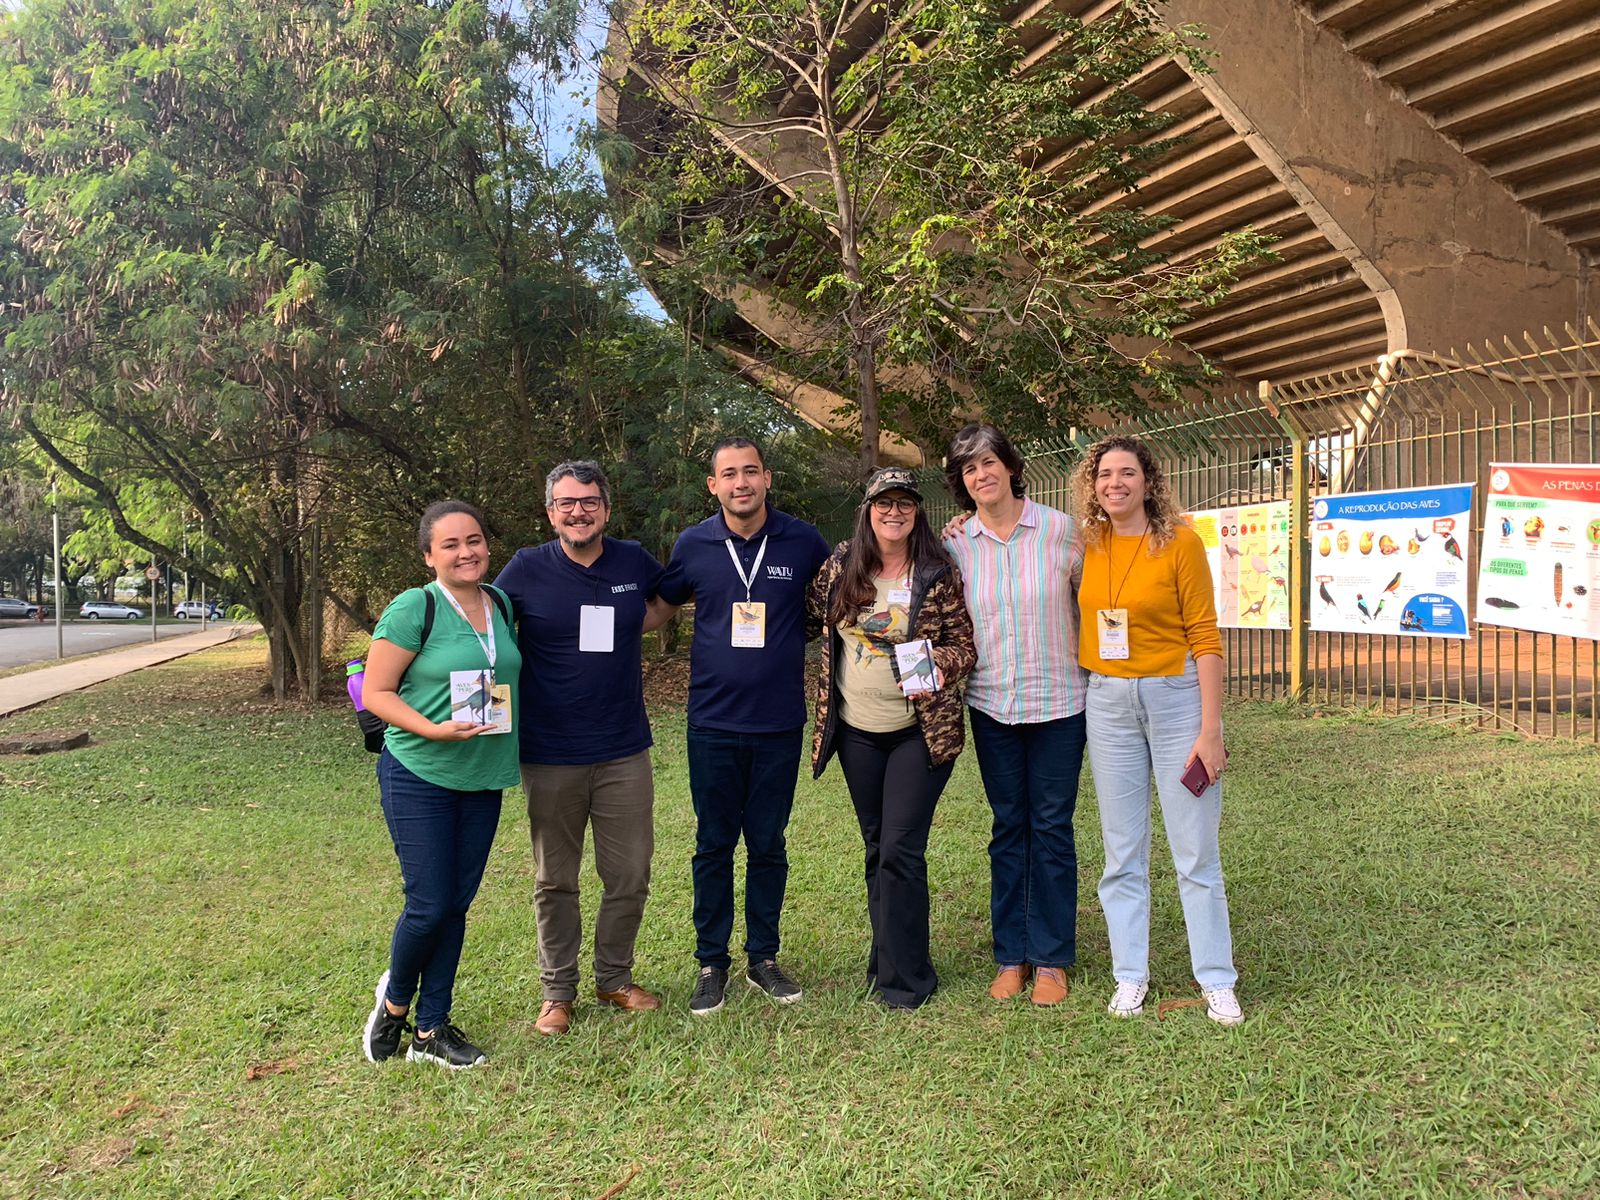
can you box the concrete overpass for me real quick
[600,1,1599,461]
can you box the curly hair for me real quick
[1073,435,1184,551]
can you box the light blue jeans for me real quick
[1085,658,1237,990]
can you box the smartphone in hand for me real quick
[1180,750,1227,796]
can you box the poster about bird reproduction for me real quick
[1475,463,1600,641]
[1311,484,1473,638]
[1192,502,1291,629]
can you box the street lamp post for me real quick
[51,481,63,660]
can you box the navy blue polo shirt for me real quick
[658,506,831,733]
[494,538,665,765]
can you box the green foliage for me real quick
[0,0,839,693]
[611,0,1274,462]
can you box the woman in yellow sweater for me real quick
[1074,436,1242,1026]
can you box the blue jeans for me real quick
[1085,660,1236,990]
[377,749,502,1030]
[970,708,1087,969]
[687,724,805,970]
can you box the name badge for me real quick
[731,601,766,648]
[887,587,911,609]
[1097,608,1130,660]
[481,683,513,733]
[579,605,615,653]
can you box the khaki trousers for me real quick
[520,751,654,1000]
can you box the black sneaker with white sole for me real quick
[689,966,728,1015]
[746,959,802,1004]
[407,1022,487,1070]
[363,970,410,1063]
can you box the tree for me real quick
[607,0,1271,468]
[0,0,591,696]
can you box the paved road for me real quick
[0,622,256,718]
[0,619,218,670]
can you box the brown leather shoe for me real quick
[595,983,661,1012]
[1032,967,1070,1006]
[534,999,573,1036]
[988,964,1032,1000]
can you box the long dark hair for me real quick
[828,499,953,626]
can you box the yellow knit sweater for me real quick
[1078,524,1223,677]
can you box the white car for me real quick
[173,600,220,619]
[80,601,144,620]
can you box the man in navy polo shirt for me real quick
[656,437,831,1015]
[494,460,666,1038]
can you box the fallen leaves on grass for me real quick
[245,1058,301,1080]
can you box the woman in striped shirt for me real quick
[943,424,1088,1008]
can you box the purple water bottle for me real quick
[346,660,367,711]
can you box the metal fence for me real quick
[915,321,1600,741]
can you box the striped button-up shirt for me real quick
[944,498,1087,724]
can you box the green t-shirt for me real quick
[371,584,522,792]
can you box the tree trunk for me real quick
[852,298,881,473]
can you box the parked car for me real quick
[173,600,220,619]
[0,596,41,619]
[79,601,144,620]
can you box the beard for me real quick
[558,521,602,553]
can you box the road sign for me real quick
[144,565,161,581]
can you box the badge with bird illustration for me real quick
[1096,607,1130,660]
[731,601,767,648]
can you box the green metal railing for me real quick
[910,321,1600,740]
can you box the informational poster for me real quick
[1310,484,1473,638]
[1189,502,1291,629]
[1476,463,1600,641]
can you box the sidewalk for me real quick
[0,622,259,719]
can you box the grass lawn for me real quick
[2,637,1597,1199]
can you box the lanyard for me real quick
[1107,530,1149,611]
[724,536,768,603]
[433,583,497,673]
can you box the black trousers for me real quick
[834,720,956,1009]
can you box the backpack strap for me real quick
[483,584,512,631]
[418,585,437,652]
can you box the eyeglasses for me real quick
[551,496,605,513]
[870,497,918,515]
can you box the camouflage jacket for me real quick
[807,541,977,776]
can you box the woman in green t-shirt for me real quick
[358,500,521,1070]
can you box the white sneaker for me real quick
[1203,986,1244,1026]
[1106,980,1148,1018]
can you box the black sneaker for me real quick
[406,1022,486,1070]
[746,959,803,1004]
[363,970,410,1063]
[689,966,728,1016]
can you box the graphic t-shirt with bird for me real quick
[836,575,917,733]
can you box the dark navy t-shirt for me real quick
[494,538,665,765]
[658,506,831,733]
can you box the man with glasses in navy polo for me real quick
[655,437,831,1015]
[494,461,667,1038]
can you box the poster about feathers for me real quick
[1476,463,1600,642]
[1311,484,1473,638]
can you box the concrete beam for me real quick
[1165,0,1599,353]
